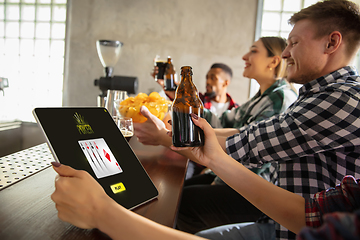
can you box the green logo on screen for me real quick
[74,112,94,134]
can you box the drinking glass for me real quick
[154,55,167,81]
[105,90,128,118]
[115,117,134,142]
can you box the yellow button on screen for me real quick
[110,182,126,194]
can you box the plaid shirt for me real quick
[207,78,297,184]
[305,175,360,228]
[297,176,360,240]
[297,209,360,240]
[226,66,360,240]
[204,78,297,129]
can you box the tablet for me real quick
[33,107,158,210]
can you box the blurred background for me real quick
[0,0,359,124]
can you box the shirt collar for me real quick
[253,78,286,99]
[299,66,359,96]
[203,93,238,110]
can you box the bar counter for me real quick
[0,137,188,239]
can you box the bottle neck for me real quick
[181,72,195,88]
[174,72,199,100]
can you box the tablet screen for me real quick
[33,107,158,209]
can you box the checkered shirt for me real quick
[297,209,360,240]
[305,175,360,228]
[204,78,298,129]
[226,66,360,240]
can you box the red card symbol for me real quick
[103,149,111,162]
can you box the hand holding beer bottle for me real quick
[171,66,204,147]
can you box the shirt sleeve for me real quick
[203,109,222,128]
[226,89,360,167]
[305,176,360,228]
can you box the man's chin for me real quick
[287,74,315,85]
[204,92,216,98]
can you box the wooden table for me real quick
[0,138,188,240]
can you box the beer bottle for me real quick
[171,66,204,147]
[164,57,177,91]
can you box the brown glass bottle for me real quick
[171,66,204,147]
[164,57,177,91]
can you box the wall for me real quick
[63,0,258,107]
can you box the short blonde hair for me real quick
[289,0,360,57]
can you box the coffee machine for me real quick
[94,40,138,107]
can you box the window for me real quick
[0,0,67,122]
[251,0,360,97]
[260,0,319,38]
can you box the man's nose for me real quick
[281,47,290,59]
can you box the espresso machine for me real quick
[94,40,138,107]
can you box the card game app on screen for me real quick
[78,138,123,179]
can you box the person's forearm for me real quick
[158,128,173,148]
[214,128,240,152]
[216,135,228,152]
[169,132,230,161]
[96,198,205,240]
[214,128,240,137]
[208,153,306,234]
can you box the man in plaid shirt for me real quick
[221,1,360,239]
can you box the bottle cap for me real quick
[181,66,193,75]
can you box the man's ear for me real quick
[325,31,342,54]
[223,78,230,87]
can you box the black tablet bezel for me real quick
[33,107,158,210]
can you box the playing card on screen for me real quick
[78,138,123,179]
